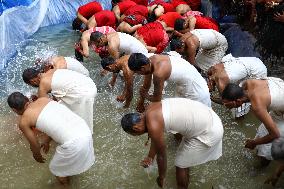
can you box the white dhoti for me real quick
[50,135,95,177]
[65,57,90,76]
[175,110,223,167]
[255,111,284,160]
[191,29,228,72]
[51,69,97,134]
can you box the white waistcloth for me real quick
[267,77,284,112]
[51,69,97,133]
[168,56,211,107]
[50,135,95,177]
[162,98,223,167]
[255,111,284,160]
[36,101,95,177]
[118,32,148,55]
[223,54,267,83]
[191,29,228,72]
[64,57,90,76]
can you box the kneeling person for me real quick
[121,98,223,188]
[7,92,95,185]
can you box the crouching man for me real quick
[121,98,223,188]
[7,92,95,185]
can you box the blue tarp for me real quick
[0,0,34,15]
[0,0,111,70]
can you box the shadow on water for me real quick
[0,23,283,189]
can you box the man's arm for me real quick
[77,13,88,25]
[185,39,198,65]
[136,74,152,112]
[121,69,134,108]
[19,117,45,163]
[108,43,120,59]
[246,102,280,149]
[81,32,91,57]
[146,75,164,102]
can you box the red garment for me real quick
[124,5,149,17]
[136,22,169,53]
[171,0,187,8]
[131,0,148,6]
[195,16,219,31]
[78,2,103,19]
[94,10,117,28]
[184,0,201,11]
[149,1,175,13]
[118,1,137,14]
[123,14,147,26]
[158,12,182,28]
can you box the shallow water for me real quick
[0,23,283,189]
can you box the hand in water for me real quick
[140,157,153,168]
[245,139,256,150]
[33,152,45,163]
[156,176,165,188]
[264,175,278,186]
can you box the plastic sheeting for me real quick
[0,0,111,70]
[0,0,34,15]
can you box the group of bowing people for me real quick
[6,0,284,188]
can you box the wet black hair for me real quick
[7,92,29,111]
[128,53,150,71]
[272,137,284,160]
[147,5,160,23]
[72,18,82,31]
[174,18,185,31]
[170,38,183,51]
[22,68,40,84]
[121,113,141,133]
[101,57,115,70]
[75,48,84,62]
[90,31,104,42]
[221,83,245,101]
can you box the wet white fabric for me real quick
[168,55,211,107]
[118,32,148,55]
[191,29,228,72]
[36,101,95,176]
[267,77,284,112]
[64,57,89,76]
[162,98,223,167]
[223,54,267,83]
[51,69,97,134]
[255,111,284,160]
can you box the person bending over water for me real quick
[221,77,284,164]
[101,56,134,108]
[35,56,89,76]
[7,92,95,185]
[128,53,211,112]
[121,98,223,189]
[22,68,97,134]
[170,29,228,73]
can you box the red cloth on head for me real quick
[78,2,103,19]
[171,0,187,8]
[158,12,182,28]
[117,1,137,14]
[131,0,148,6]
[124,5,149,17]
[195,16,219,31]
[184,0,201,10]
[136,22,169,53]
[123,14,147,26]
[94,10,117,28]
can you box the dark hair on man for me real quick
[7,92,29,111]
[147,5,160,23]
[101,57,115,70]
[90,31,104,42]
[121,113,141,133]
[170,38,183,51]
[272,137,284,160]
[128,53,150,71]
[72,18,82,31]
[22,68,40,84]
[221,83,245,101]
[174,18,185,31]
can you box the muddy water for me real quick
[0,23,282,189]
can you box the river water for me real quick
[0,23,282,189]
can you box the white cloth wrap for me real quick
[64,57,90,76]
[162,98,223,167]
